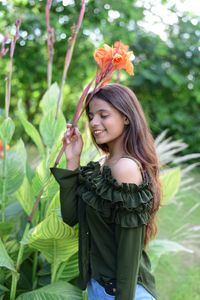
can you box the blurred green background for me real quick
[0,0,200,153]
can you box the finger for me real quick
[74,127,81,136]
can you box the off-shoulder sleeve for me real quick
[78,162,153,228]
[50,167,79,226]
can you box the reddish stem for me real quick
[0,35,9,58]
[45,0,54,89]
[5,19,21,118]
[55,0,86,120]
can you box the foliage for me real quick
[154,173,200,299]
[0,83,83,299]
[16,281,83,300]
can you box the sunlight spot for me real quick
[108,10,120,22]
[62,0,74,6]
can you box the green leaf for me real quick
[16,177,34,215]
[17,101,45,157]
[0,139,26,196]
[16,280,82,300]
[0,238,16,272]
[0,117,15,144]
[160,167,181,205]
[22,212,78,265]
[39,110,66,149]
[0,283,9,292]
[40,82,60,113]
[60,252,79,282]
[0,222,13,238]
[46,191,60,216]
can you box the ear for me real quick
[124,116,129,125]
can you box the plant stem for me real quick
[16,224,30,271]
[10,271,19,300]
[51,239,59,283]
[5,19,21,118]
[5,58,13,118]
[46,0,54,89]
[55,0,85,120]
[51,262,59,283]
[10,223,30,300]
[1,142,7,222]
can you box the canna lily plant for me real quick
[0,1,87,299]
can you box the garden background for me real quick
[0,0,200,299]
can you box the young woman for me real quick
[51,83,161,300]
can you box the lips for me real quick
[92,129,105,137]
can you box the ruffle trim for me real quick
[77,161,153,228]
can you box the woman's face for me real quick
[88,97,128,146]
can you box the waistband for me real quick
[99,278,116,296]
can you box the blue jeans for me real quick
[87,278,156,300]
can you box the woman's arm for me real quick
[115,225,144,300]
[63,124,83,170]
[50,167,79,226]
[50,124,84,226]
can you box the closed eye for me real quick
[101,114,109,119]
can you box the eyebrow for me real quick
[88,109,109,115]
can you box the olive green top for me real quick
[50,161,156,300]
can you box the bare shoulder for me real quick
[111,157,143,185]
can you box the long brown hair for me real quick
[86,83,161,246]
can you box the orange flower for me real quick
[94,44,113,71]
[114,41,129,52]
[94,41,134,77]
[0,140,9,159]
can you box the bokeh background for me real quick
[1,0,200,153]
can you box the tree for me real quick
[0,0,199,152]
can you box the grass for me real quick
[154,171,200,300]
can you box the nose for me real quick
[89,115,100,128]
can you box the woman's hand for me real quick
[63,124,83,169]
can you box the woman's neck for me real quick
[105,146,126,167]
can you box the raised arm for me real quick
[50,124,84,226]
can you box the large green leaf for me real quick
[46,191,60,216]
[4,239,20,262]
[40,82,60,113]
[16,280,83,300]
[17,100,45,157]
[0,238,16,272]
[60,252,79,282]
[0,139,26,196]
[160,167,181,205]
[39,110,66,149]
[0,117,15,144]
[22,212,78,264]
[29,160,58,215]
[16,177,34,215]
